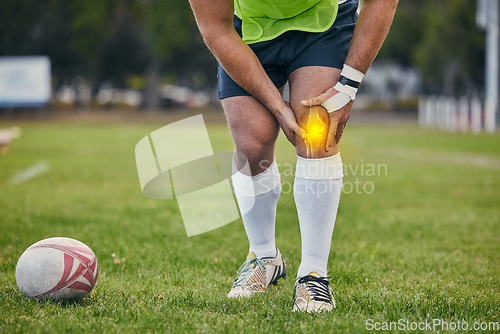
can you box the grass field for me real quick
[0,113,499,333]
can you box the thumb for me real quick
[301,91,331,107]
[325,116,338,152]
[289,121,307,141]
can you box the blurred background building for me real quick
[0,0,497,130]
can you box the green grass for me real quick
[0,115,499,333]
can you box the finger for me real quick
[335,122,345,144]
[301,91,330,107]
[288,130,296,146]
[325,115,338,152]
[336,106,351,143]
[284,129,296,146]
[289,122,307,141]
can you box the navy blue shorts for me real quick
[217,0,358,99]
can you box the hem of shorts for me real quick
[287,60,344,76]
[218,89,252,100]
[218,78,287,100]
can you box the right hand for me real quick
[274,104,307,146]
[301,89,353,150]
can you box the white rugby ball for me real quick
[15,237,99,300]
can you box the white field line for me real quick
[9,162,50,184]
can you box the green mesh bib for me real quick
[234,0,339,44]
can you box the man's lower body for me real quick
[219,0,358,312]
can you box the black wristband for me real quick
[339,75,360,89]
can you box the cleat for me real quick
[227,249,287,298]
[293,272,335,312]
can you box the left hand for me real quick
[301,89,353,151]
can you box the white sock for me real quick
[294,153,343,278]
[232,158,281,259]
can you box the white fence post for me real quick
[418,95,487,134]
[471,97,482,134]
[447,97,457,132]
[423,96,433,129]
[458,97,469,132]
[438,97,448,131]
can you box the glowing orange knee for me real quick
[305,108,326,146]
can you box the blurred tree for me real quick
[377,0,485,96]
[71,0,151,90]
[415,0,485,95]
[95,8,151,88]
[0,0,85,81]
[0,0,151,91]
[71,0,214,109]
[141,0,215,109]
[376,0,422,68]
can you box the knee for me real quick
[291,102,330,158]
[233,136,278,174]
[236,140,273,166]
